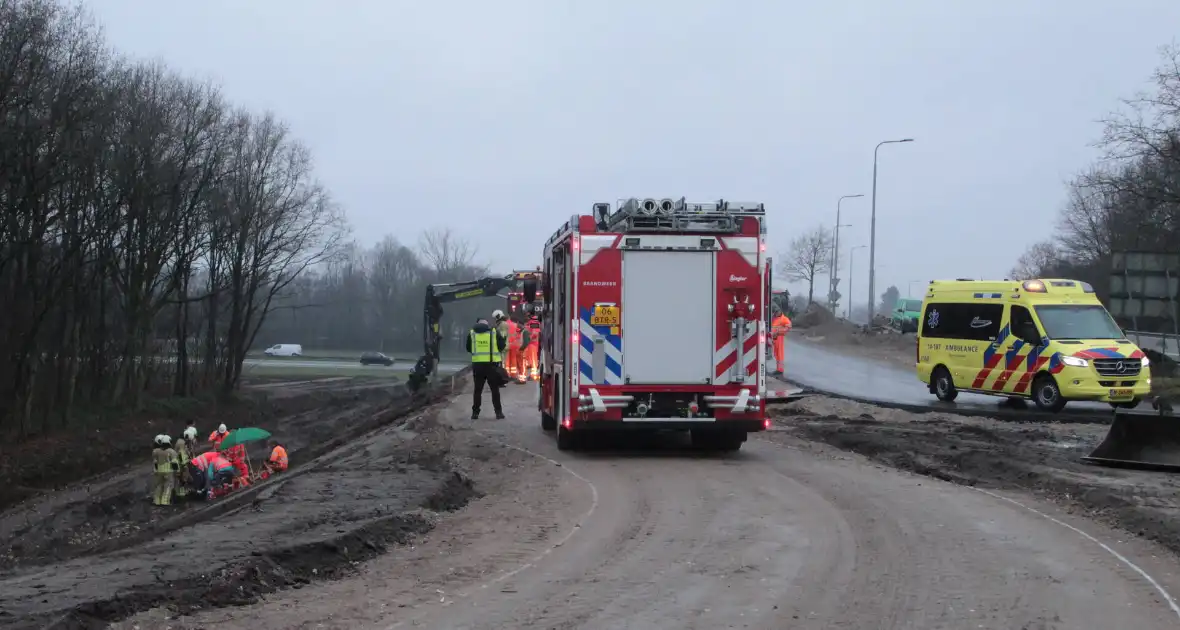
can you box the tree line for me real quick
[255,228,494,357]
[0,0,491,437]
[1012,44,1180,332]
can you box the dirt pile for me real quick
[0,382,409,570]
[0,377,396,513]
[0,374,483,628]
[768,396,1180,557]
[791,302,836,329]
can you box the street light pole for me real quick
[868,138,913,324]
[848,245,866,320]
[830,194,863,310]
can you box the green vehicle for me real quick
[890,298,923,333]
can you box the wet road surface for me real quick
[190,383,1180,629]
[784,338,1118,416]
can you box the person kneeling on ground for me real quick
[189,451,237,500]
[266,439,288,473]
[466,317,506,420]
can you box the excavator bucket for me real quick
[1082,411,1180,472]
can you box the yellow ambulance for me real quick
[915,278,1151,412]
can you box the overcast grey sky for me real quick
[86,1,1180,305]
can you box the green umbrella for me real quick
[217,427,272,451]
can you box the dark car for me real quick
[359,352,394,366]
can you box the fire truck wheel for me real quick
[556,425,578,451]
[541,411,557,431]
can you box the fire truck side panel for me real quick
[621,249,715,384]
[576,235,623,388]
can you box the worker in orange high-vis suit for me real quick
[266,439,288,473]
[770,308,792,376]
[208,423,228,449]
[505,317,522,382]
[524,315,541,381]
[224,441,250,487]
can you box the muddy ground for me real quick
[0,376,404,513]
[767,395,1180,556]
[0,375,480,629]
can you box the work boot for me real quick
[495,412,506,420]
[471,411,479,419]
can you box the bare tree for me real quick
[778,226,833,305]
[1009,241,1062,280]
[1012,43,1180,327]
[419,227,478,280]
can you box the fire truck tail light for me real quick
[759,332,766,344]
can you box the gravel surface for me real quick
[105,384,1180,629]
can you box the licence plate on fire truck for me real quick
[590,305,619,326]
[1109,388,1134,400]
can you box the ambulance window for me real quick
[921,302,1002,340]
[1010,305,1041,344]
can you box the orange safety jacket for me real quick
[268,445,289,471]
[771,314,792,338]
[507,320,522,350]
[526,320,541,347]
[208,430,227,448]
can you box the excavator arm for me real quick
[407,274,539,392]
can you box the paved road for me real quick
[241,359,464,373]
[354,385,1180,628]
[784,338,1119,415]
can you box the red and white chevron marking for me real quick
[714,321,761,382]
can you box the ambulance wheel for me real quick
[541,411,557,431]
[1032,374,1067,412]
[931,367,958,402]
[557,425,578,451]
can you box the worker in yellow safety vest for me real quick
[151,435,180,506]
[770,309,792,375]
[465,318,506,420]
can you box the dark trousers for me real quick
[472,362,503,415]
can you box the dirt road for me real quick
[122,384,1180,629]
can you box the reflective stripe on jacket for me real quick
[469,329,503,363]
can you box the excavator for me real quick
[407,271,541,393]
[1083,348,1180,472]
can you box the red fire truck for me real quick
[537,198,772,451]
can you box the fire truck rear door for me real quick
[621,250,714,384]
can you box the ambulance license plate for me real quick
[1109,388,1134,400]
[591,306,619,326]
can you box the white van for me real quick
[263,343,303,357]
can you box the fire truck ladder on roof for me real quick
[596,197,765,234]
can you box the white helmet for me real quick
[492,309,505,320]
[217,424,228,434]
[153,434,165,446]
[183,426,198,441]
[159,435,172,445]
